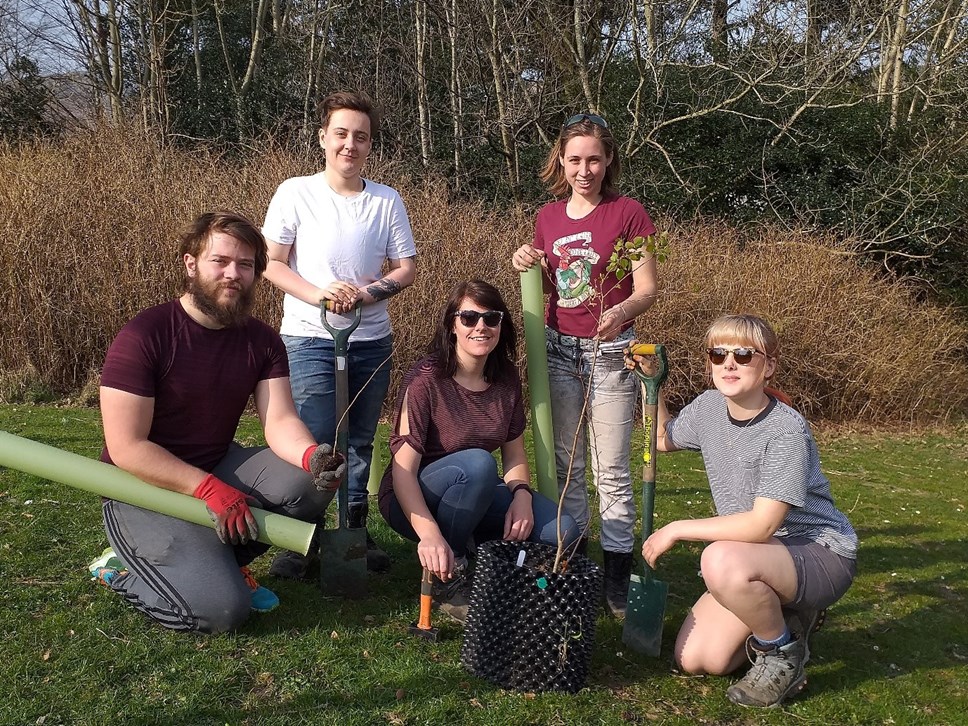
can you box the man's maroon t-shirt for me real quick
[99,300,289,472]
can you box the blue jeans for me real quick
[546,327,637,553]
[384,449,579,557]
[283,333,392,505]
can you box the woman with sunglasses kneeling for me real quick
[630,314,857,708]
[511,112,659,618]
[378,280,578,623]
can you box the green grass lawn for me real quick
[1,405,966,725]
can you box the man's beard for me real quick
[188,274,255,328]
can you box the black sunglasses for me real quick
[455,310,504,328]
[706,347,765,366]
[564,113,609,130]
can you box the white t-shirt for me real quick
[262,173,417,341]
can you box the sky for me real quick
[3,0,84,75]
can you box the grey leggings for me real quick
[102,445,332,633]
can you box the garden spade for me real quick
[318,301,368,598]
[622,343,669,657]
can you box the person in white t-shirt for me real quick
[262,91,418,578]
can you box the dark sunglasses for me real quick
[564,113,609,130]
[706,347,764,366]
[455,309,504,328]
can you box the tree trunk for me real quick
[446,0,464,183]
[710,0,727,63]
[888,0,910,130]
[415,0,431,167]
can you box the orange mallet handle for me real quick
[409,567,439,641]
[416,567,434,630]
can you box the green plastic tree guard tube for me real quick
[520,266,558,500]
[0,431,315,555]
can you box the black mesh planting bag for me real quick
[460,540,602,693]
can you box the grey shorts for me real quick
[784,537,857,610]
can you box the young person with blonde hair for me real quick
[631,314,857,708]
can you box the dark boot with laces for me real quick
[602,550,633,618]
[431,557,472,624]
[347,500,391,573]
[783,607,826,666]
[269,519,322,580]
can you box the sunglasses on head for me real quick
[564,113,609,130]
[455,309,504,328]
[706,347,764,366]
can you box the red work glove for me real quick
[302,444,347,493]
[193,474,259,545]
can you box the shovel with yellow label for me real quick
[622,343,669,657]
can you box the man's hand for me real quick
[193,474,259,545]
[302,443,347,492]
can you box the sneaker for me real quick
[726,636,807,708]
[240,566,280,613]
[783,607,826,666]
[88,547,126,587]
[365,531,391,573]
[432,557,472,624]
[269,549,318,581]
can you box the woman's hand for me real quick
[623,339,640,370]
[503,488,535,541]
[511,243,547,273]
[417,531,455,582]
[624,339,663,376]
[641,522,680,568]
[319,281,362,314]
[596,304,627,341]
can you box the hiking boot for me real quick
[726,635,807,708]
[88,546,126,587]
[363,532,391,572]
[432,557,472,624]
[241,566,280,613]
[783,607,826,666]
[270,514,323,581]
[602,550,634,619]
[347,500,391,573]
[269,549,319,581]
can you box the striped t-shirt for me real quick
[667,390,858,559]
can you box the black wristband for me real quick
[509,482,533,497]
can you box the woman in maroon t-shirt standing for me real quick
[378,280,577,623]
[511,113,659,618]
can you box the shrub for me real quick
[1,129,965,424]
[647,223,968,423]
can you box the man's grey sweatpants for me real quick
[101,444,333,633]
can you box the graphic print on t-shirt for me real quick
[552,232,600,308]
